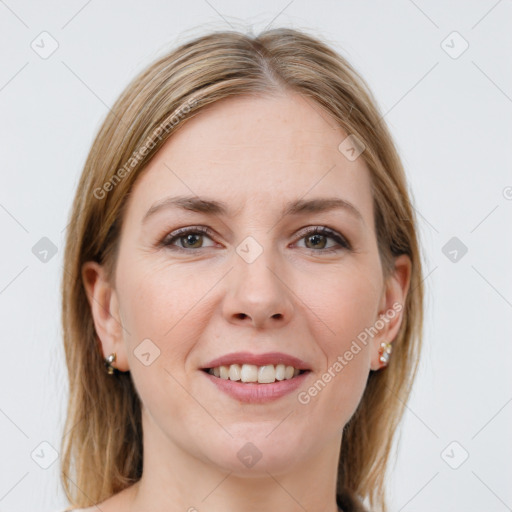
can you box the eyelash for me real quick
[159,226,352,254]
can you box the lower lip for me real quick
[201,370,310,403]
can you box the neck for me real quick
[126,408,342,512]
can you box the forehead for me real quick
[124,92,374,224]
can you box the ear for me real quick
[81,261,130,372]
[369,254,412,371]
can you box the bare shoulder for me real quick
[65,506,115,512]
[66,483,138,512]
[63,504,118,512]
[64,508,98,512]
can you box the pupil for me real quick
[185,234,201,248]
[308,234,325,249]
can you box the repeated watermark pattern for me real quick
[93,97,198,199]
[0,1,510,512]
[297,302,403,405]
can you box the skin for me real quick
[82,91,411,512]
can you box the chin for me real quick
[198,425,313,475]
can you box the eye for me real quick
[160,226,217,251]
[294,226,351,254]
[159,225,352,254]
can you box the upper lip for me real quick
[202,351,311,370]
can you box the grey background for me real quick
[1,1,511,511]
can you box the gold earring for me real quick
[105,352,117,374]
[379,342,392,367]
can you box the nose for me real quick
[221,244,294,330]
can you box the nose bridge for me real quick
[236,234,279,286]
[223,232,293,328]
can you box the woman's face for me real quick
[87,91,410,476]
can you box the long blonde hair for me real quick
[60,27,423,512]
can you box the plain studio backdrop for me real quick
[1,1,511,511]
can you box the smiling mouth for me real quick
[202,363,309,384]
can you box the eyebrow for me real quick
[142,195,364,224]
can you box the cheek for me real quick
[116,259,219,377]
[300,264,381,418]
[118,258,207,339]
[115,264,211,430]
[305,261,382,352]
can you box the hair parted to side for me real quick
[60,26,423,512]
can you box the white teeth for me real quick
[228,364,241,381]
[240,364,258,382]
[219,365,229,379]
[275,363,286,380]
[207,363,304,383]
[258,365,276,384]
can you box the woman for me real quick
[59,27,423,512]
